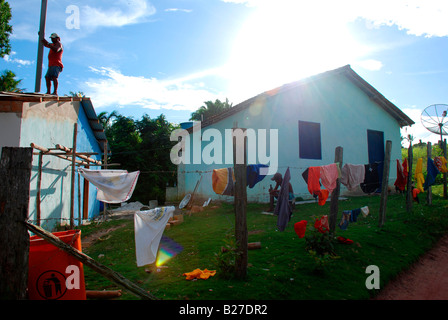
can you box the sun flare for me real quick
[225,1,368,101]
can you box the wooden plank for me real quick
[379,140,392,228]
[233,126,248,279]
[0,147,33,299]
[24,221,158,300]
[329,146,343,233]
[406,142,413,212]
[36,151,43,226]
[70,123,77,229]
[427,142,432,206]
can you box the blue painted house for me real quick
[175,65,414,203]
[0,92,106,230]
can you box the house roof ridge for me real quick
[192,64,414,130]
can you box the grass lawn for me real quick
[79,189,448,300]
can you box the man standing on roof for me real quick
[41,33,63,96]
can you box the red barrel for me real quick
[28,230,86,300]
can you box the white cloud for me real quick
[223,0,448,38]
[2,51,33,66]
[9,0,156,43]
[165,8,193,13]
[355,59,384,71]
[84,67,222,111]
[82,0,156,30]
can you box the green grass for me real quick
[79,191,448,300]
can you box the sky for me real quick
[2,0,448,146]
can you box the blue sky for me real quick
[3,0,448,145]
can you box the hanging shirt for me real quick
[306,166,330,205]
[212,168,235,196]
[360,162,380,194]
[394,159,406,191]
[246,164,269,188]
[79,168,140,203]
[320,163,339,194]
[434,156,448,173]
[275,167,293,231]
[134,206,174,267]
[341,163,365,191]
[424,157,440,190]
[414,158,425,192]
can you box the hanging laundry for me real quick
[212,168,235,196]
[183,268,216,280]
[394,159,406,192]
[320,163,339,194]
[414,158,425,192]
[341,163,365,191]
[338,211,351,230]
[350,208,361,222]
[134,206,175,267]
[360,162,380,194]
[79,168,140,203]
[402,158,408,179]
[305,166,330,205]
[275,167,293,232]
[294,220,308,238]
[246,164,269,188]
[413,188,421,203]
[360,206,369,217]
[434,156,448,173]
[424,157,440,190]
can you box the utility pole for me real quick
[35,0,48,93]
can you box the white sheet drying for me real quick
[79,168,140,203]
[134,206,174,267]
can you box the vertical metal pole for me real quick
[35,0,48,93]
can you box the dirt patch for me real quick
[374,234,448,300]
[82,224,127,250]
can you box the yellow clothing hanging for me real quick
[434,156,448,173]
[414,158,425,192]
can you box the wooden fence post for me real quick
[427,142,432,206]
[406,142,413,212]
[379,140,392,228]
[233,126,248,279]
[443,139,447,199]
[0,147,33,299]
[329,146,343,233]
[70,123,77,229]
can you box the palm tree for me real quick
[0,70,23,92]
[97,110,118,131]
[189,98,233,121]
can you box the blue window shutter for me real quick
[298,120,322,159]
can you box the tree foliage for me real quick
[0,0,12,58]
[189,98,233,121]
[0,70,23,92]
[100,112,178,204]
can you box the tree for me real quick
[103,112,178,204]
[0,70,23,92]
[0,0,12,58]
[190,98,233,121]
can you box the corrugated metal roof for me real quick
[0,91,108,152]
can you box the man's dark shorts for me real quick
[45,66,62,79]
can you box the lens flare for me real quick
[156,236,183,267]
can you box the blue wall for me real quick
[178,73,403,203]
[21,100,102,230]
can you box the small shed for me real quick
[175,65,415,203]
[0,92,107,230]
